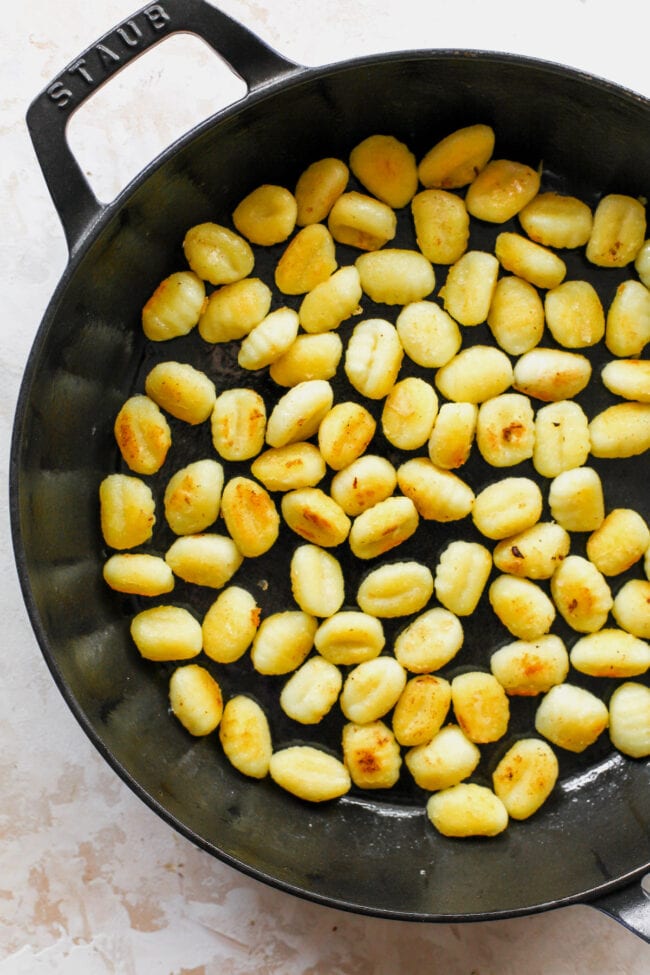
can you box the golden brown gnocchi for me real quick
[492,739,558,820]
[294,157,349,226]
[417,123,495,189]
[114,395,172,475]
[220,476,280,558]
[274,223,337,294]
[211,388,267,461]
[202,586,261,664]
[163,458,224,536]
[349,134,418,208]
[342,720,403,789]
[411,188,470,265]
[198,277,271,343]
[105,122,650,838]
[219,695,272,778]
[392,675,452,747]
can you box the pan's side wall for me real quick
[13,53,650,919]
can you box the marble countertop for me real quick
[3,1,650,971]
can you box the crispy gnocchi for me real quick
[102,120,650,840]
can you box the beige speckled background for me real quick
[3,1,650,971]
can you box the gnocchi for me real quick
[342,720,403,789]
[104,120,650,840]
[144,360,216,424]
[406,725,481,792]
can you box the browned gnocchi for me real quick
[101,120,649,843]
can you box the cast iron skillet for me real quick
[12,0,650,940]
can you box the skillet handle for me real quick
[26,0,299,256]
[589,875,650,944]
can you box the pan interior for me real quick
[13,51,650,920]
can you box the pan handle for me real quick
[589,874,650,944]
[26,0,300,256]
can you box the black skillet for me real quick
[11,0,650,941]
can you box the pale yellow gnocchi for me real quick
[169,664,223,737]
[406,725,481,792]
[356,560,434,618]
[327,191,397,252]
[395,300,461,368]
[280,656,343,724]
[535,683,609,753]
[381,377,438,451]
[440,251,499,326]
[298,266,362,336]
[349,134,418,208]
[344,318,404,400]
[269,745,351,802]
[393,606,464,672]
[608,682,650,758]
[433,540,492,617]
[103,553,174,597]
[290,544,345,618]
[99,473,156,550]
[427,783,508,838]
[165,533,244,590]
[339,656,407,724]
[131,604,202,662]
[183,222,254,286]
[314,611,385,666]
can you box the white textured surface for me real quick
[3,1,650,971]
